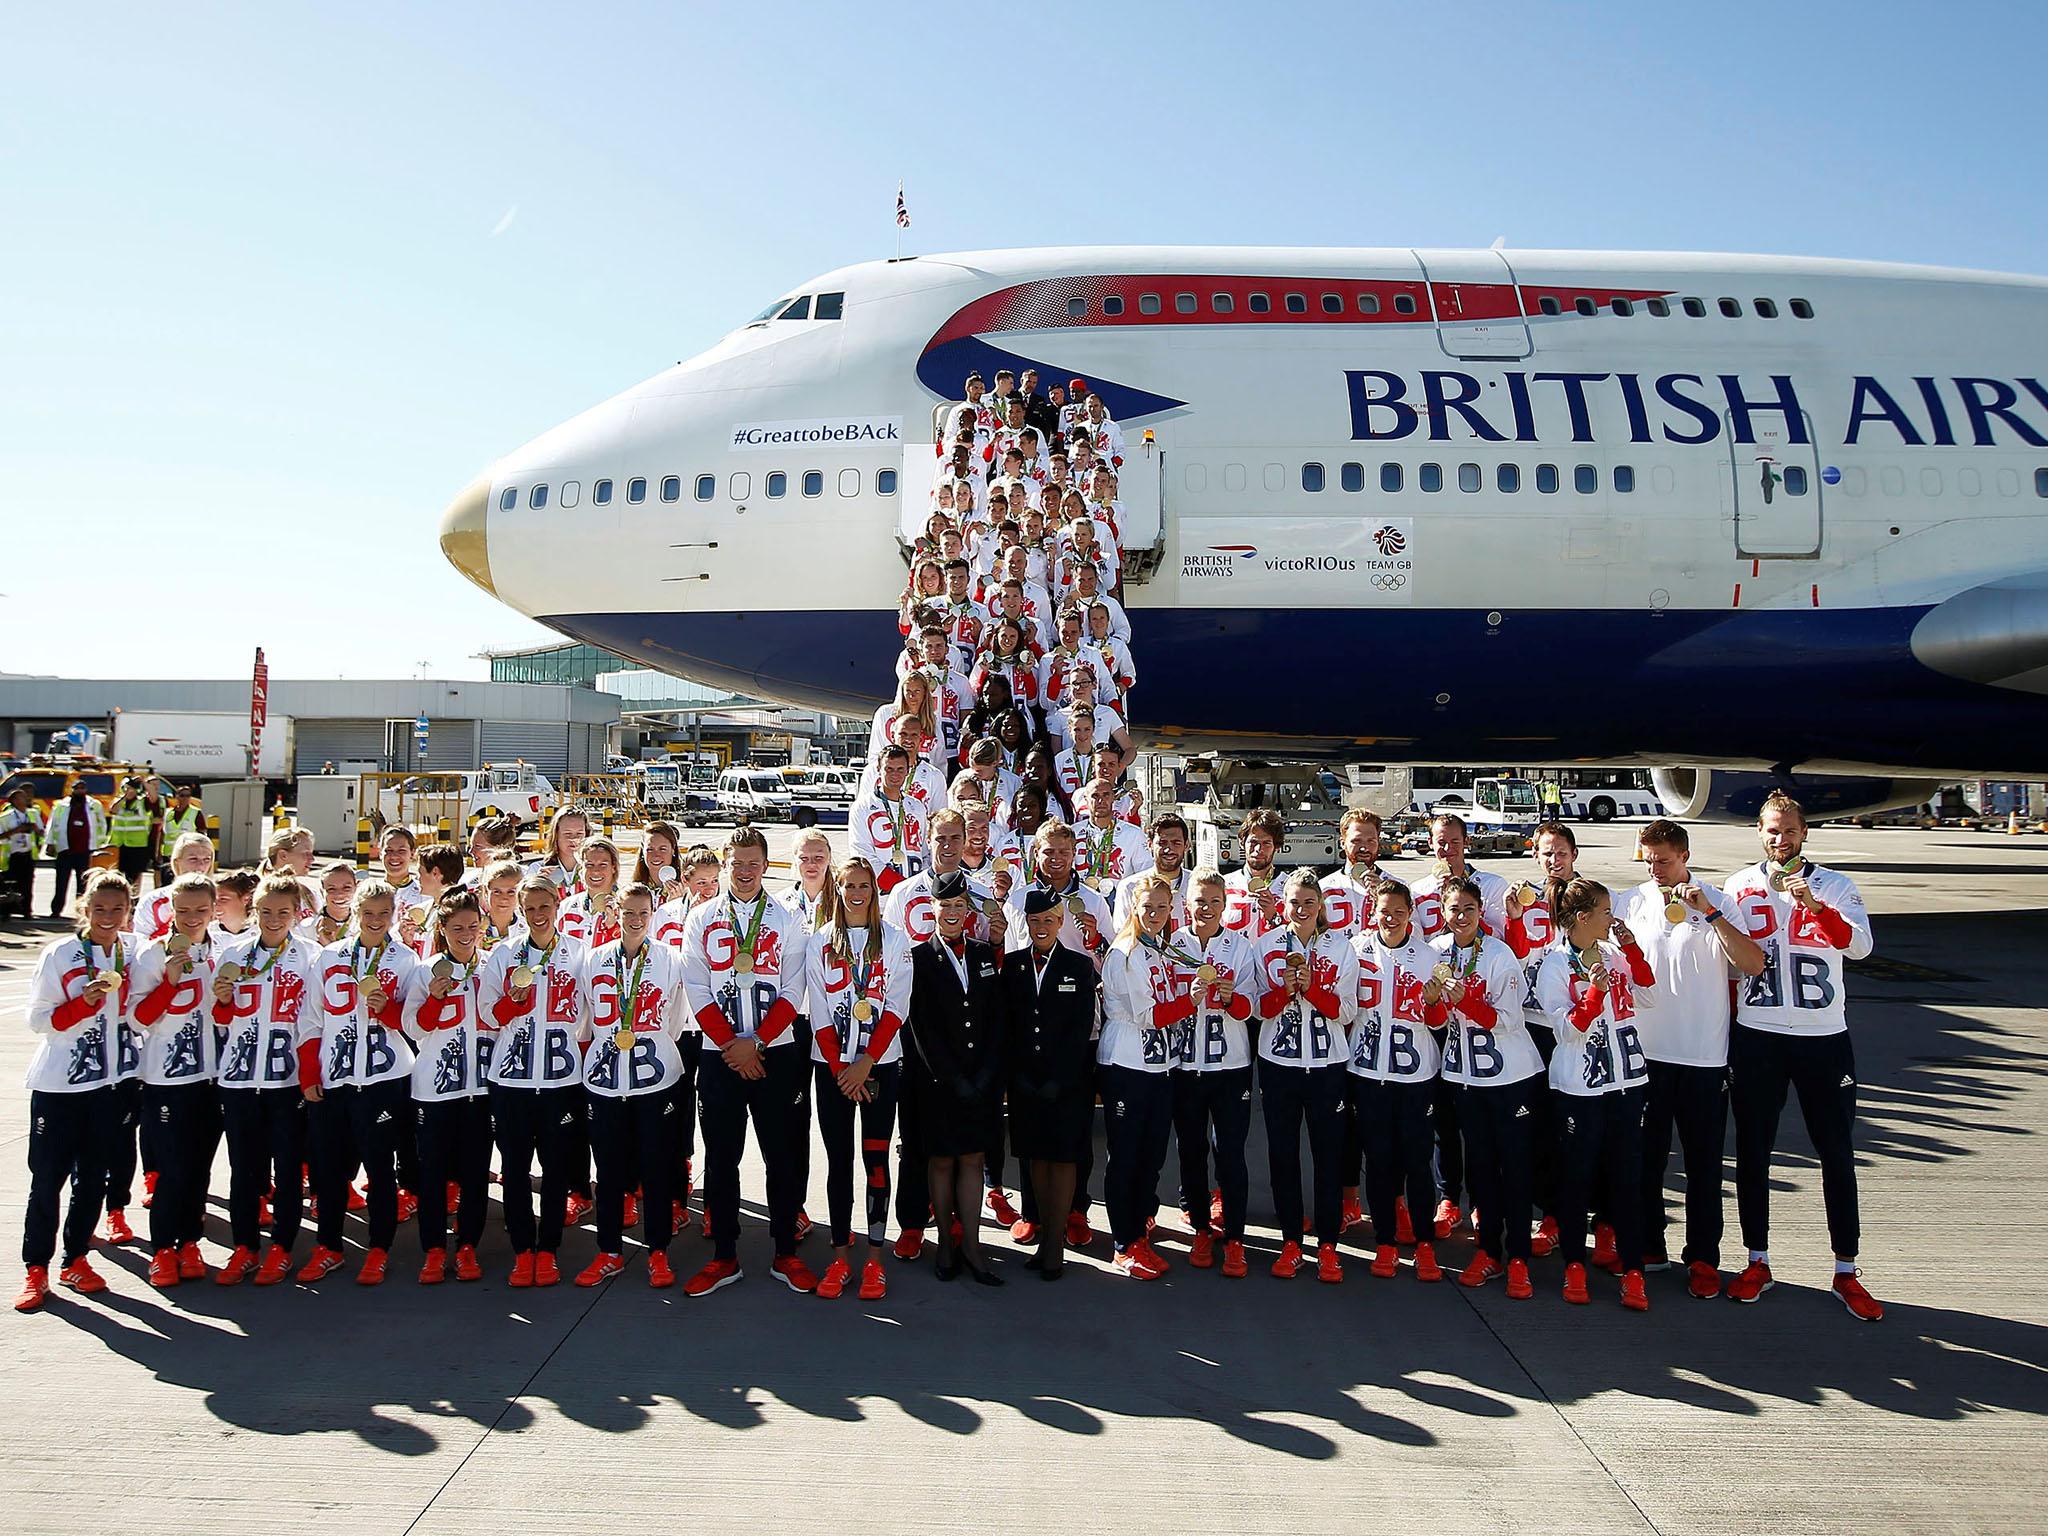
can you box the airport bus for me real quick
[1406,766,1662,822]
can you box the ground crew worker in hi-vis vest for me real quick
[110,781,154,891]
[156,784,205,884]
[2,786,49,921]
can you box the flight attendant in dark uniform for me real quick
[908,872,1007,1285]
[1002,888,1098,1279]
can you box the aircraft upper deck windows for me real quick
[1358,294,1381,314]
[1753,298,1778,318]
[661,476,680,503]
[1719,298,1743,317]
[1139,293,1162,315]
[1285,293,1307,314]
[499,488,516,511]
[1683,298,1707,317]
[1103,295,1125,316]
[1790,298,1815,318]
[628,477,646,504]
[1539,296,1562,316]
[1393,294,1417,314]
[1302,463,1326,492]
[1647,297,1670,316]
[1247,293,1270,314]
[1212,293,1235,313]
[530,484,548,509]
[1321,293,1343,314]
[1610,298,1634,316]
[1175,293,1197,314]
[694,475,715,501]
[1068,297,1087,318]
[1574,296,1597,316]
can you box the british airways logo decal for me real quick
[1209,544,1258,558]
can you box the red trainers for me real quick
[1832,1269,1884,1322]
[770,1255,817,1294]
[397,1188,419,1224]
[1506,1258,1534,1300]
[1370,1243,1398,1279]
[178,1241,206,1281]
[575,1252,624,1287]
[1112,1246,1162,1280]
[1531,1215,1560,1258]
[563,1191,592,1226]
[646,1252,675,1289]
[357,1248,388,1286]
[533,1252,561,1287]
[104,1209,136,1246]
[1009,1219,1037,1244]
[672,1199,686,1230]
[1394,1197,1415,1247]
[1620,1269,1649,1312]
[215,1245,258,1286]
[987,1188,1021,1227]
[1133,1238,1171,1277]
[1590,1222,1620,1274]
[816,1258,852,1299]
[347,1184,367,1212]
[509,1251,536,1288]
[1340,1193,1366,1233]
[1433,1200,1462,1240]
[858,1257,887,1300]
[454,1244,482,1282]
[142,1169,158,1209]
[14,1266,50,1312]
[1065,1210,1094,1249]
[1726,1259,1774,1303]
[60,1256,109,1294]
[418,1248,448,1286]
[296,1246,346,1283]
[1270,1239,1303,1279]
[892,1227,924,1261]
[253,1245,293,1286]
[1687,1261,1723,1300]
[148,1249,181,1289]
[1413,1242,1443,1283]
[795,1208,814,1243]
[1317,1243,1343,1284]
[1563,1261,1590,1304]
[684,1258,742,1297]
[1458,1253,1503,1288]
[1221,1240,1248,1278]
[1188,1232,1216,1269]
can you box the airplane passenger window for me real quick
[1358,294,1381,314]
[729,472,750,501]
[1881,467,1905,496]
[1247,293,1271,314]
[1175,293,1197,314]
[1754,298,1778,318]
[1497,464,1519,493]
[1068,297,1087,318]
[802,470,824,497]
[1611,298,1634,316]
[1393,293,1417,314]
[2036,468,2048,497]
[593,479,612,506]
[628,477,647,503]
[1782,466,1807,496]
[838,469,860,497]
[1539,296,1562,316]
[1790,298,1815,319]
[1321,293,1343,314]
[1536,463,1559,493]
[1284,293,1307,314]
[1719,298,1742,317]
[1380,463,1403,492]
[530,484,548,509]
[1920,467,1942,496]
[1419,463,1442,492]
[1613,465,1635,493]
[1574,464,1597,493]
[778,295,811,320]
[1647,298,1670,317]
[877,468,898,495]
[1458,463,1481,492]
[499,488,516,511]
[1341,462,1364,492]
[1139,293,1162,315]
[1212,293,1234,313]
[1682,298,1707,317]
[661,476,680,502]
[694,474,714,500]
[766,472,786,498]
[561,480,581,508]
[1103,295,1124,316]
[1302,462,1326,492]
[814,292,844,320]
[1575,297,1597,316]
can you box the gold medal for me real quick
[1432,858,1453,885]
[993,856,1012,877]
[407,904,429,926]
[1661,887,1687,924]
[217,961,243,985]
[735,951,754,975]
[1064,894,1083,917]
[1515,881,1541,908]
[165,933,191,958]
[1287,950,1309,974]
[1767,867,1790,892]
[1575,945,1601,969]
[1250,871,1272,893]
[1195,962,1217,986]
[1083,874,1100,891]
[431,956,454,985]
[979,897,1003,922]
[1431,962,1455,985]
[510,964,535,988]
[613,1025,635,1053]
[852,998,874,1024]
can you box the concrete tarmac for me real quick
[1,820,2044,1534]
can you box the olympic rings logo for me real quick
[1370,573,1408,591]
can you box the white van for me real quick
[377,762,555,830]
[716,767,800,824]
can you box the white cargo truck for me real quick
[113,710,294,782]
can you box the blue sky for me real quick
[2,1,2040,681]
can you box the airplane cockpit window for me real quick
[746,297,791,326]
[778,295,811,320]
[814,292,844,319]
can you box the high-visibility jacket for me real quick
[159,803,206,844]
[110,796,152,848]
[2,803,47,866]
[42,799,109,857]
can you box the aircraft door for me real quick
[1415,249,1533,361]
[1728,410,1822,558]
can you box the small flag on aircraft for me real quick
[896,183,910,229]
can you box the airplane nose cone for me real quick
[439,475,494,597]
